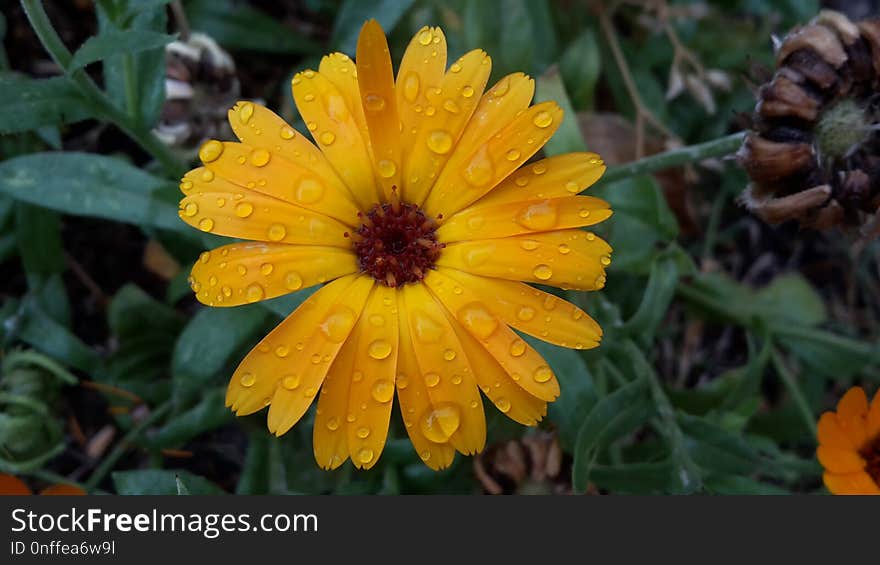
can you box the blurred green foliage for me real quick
[0,0,877,495]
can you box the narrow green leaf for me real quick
[560,29,601,110]
[148,387,232,448]
[535,65,586,155]
[113,469,225,494]
[0,75,95,134]
[69,29,176,71]
[0,152,184,232]
[175,475,190,495]
[620,252,679,342]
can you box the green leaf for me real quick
[113,469,225,494]
[589,460,676,494]
[13,298,102,374]
[571,378,651,492]
[0,152,184,232]
[703,474,790,495]
[535,65,586,156]
[755,274,826,327]
[620,252,679,342]
[69,29,176,71]
[175,475,190,495]
[678,412,762,475]
[0,75,95,134]
[332,0,416,54]
[172,305,270,396]
[148,387,232,448]
[186,0,320,54]
[560,29,601,110]
[235,431,269,494]
[108,284,182,339]
[498,0,534,75]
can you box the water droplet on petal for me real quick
[239,372,256,388]
[368,339,393,360]
[450,62,462,73]
[280,125,295,139]
[183,202,199,217]
[356,426,371,439]
[426,130,453,154]
[443,349,456,361]
[319,131,336,145]
[520,239,539,251]
[371,379,394,403]
[462,146,494,187]
[420,403,461,443]
[199,140,224,163]
[411,310,444,343]
[600,254,612,266]
[463,243,495,267]
[235,202,254,218]
[509,339,526,357]
[558,243,571,254]
[516,306,535,321]
[424,372,440,388]
[457,303,498,339]
[238,102,255,124]
[443,99,460,114]
[533,366,553,383]
[282,374,300,390]
[267,224,287,241]
[326,416,339,431]
[403,72,420,102]
[496,397,511,413]
[357,447,374,464]
[505,149,521,161]
[245,283,265,303]
[198,218,215,232]
[533,111,553,128]
[533,264,553,280]
[320,305,357,343]
[579,208,591,218]
[565,181,580,194]
[295,178,324,204]
[418,29,433,45]
[377,159,397,178]
[364,94,385,112]
[250,148,271,167]
[516,200,558,230]
[284,271,303,290]
[462,85,475,98]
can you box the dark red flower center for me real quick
[861,433,880,486]
[349,198,443,287]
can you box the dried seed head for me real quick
[153,33,240,150]
[739,10,880,234]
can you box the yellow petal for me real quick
[472,153,606,209]
[396,26,447,161]
[319,53,370,147]
[266,276,374,436]
[425,101,563,217]
[837,386,869,448]
[225,102,359,219]
[817,445,865,474]
[438,267,601,349]
[396,292,457,470]
[199,138,359,226]
[190,242,358,307]
[436,229,612,290]
[402,49,492,206]
[345,285,399,469]
[292,69,379,209]
[868,389,880,440]
[423,270,560,402]
[401,283,486,455]
[313,322,360,470]
[438,196,612,242]
[452,319,547,426]
[823,471,880,495]
[356,20,403,202]
[179,167,350,247]
[817,412,857,450]
[226,274,364,417]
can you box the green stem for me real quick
[122,53,140,124]
[770,348,818,437]
[20,0,186,178]
[84,400,173,491]
[600,132,745,185]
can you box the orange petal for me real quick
[266,276,374,436]
[292,69,379,209]
[438,196,612,242]
[436,229,612,291]
[823,471,880,495]
[401,283,486,455]
[356,20,402,202]
[423,270,560,402]
[402,49,492,206]
[396,292,457,469]
[424,101,562,218]
[40,484,86,495]
[345,285,399,469]
[867,389,880,440]
[0,474,32,495]
[396,26,447,163]
[313,321,359,470]
[472,153,606,209]
[438,267,602,349]
[816,445,866,473]
[817,412,857,450]
[190,242,357,307]
[319,53,370,149]
[836,386,869,448]
[179,167,350,247]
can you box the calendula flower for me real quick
[816,386,880,495]
[738,10,880,232]
[178,21,611,470]
[0,474,86,495]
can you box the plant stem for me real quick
[600,132,745,185]
[84,400,173,490]
[122,53,140,124]
[770,348,818,437]
[20,0,186,178]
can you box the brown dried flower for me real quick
[738,10,880,235]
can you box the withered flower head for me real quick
[153,32,240,150]
[738,11,880,233]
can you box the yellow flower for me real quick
[178,21,611,470]
[816,386,880,494]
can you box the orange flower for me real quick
[816,386,880,494]
[0,474,86,495]
[178,21,611,470]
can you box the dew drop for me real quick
[516,306,535,321]
[443,349,456,361]
[282,374,300,390]
[199,140,224,163]
[371,379,394,403]
[235,202,254,218]
[463,243,495,267]
[533,111,553,128]
[411,310,445,343]
[403,72,420,102]
[326,416,339,431]
[533,365,553,383]
[183,202,199,217]
[237,264,247,276]
[295,178,324,204]
[363,94,386,112]
[426,130,453,154]
[238,102,255,124]
[457,303,498,339]
[377,159,397,178]
[280,125,295,139]
[600,254,612,266]
[357,448,374,464]
[462,85,475,98]
[462,146,494,187]
[240,372,256,387]
[267,224,287,241]
[201,169,215,182]
[532,163,547,175]
[450,62,462,73]
[565,181,580,194]
[420,403,461,443]
[558,243,571,254]
[496,397,511,413]
[516,200,558,230]
[509,339,526,357]
[250,148,271,167]
[198,218,215,232]
[505,149,521,161]
[368,339,393,360]
[319,131,336,145]
[424,372,441,388]
[579,208,591,218]
[320,305,357,343]
[519,239,539,251]
[443,99,460,114]
[533,264,553,280]
[418,29,432,45]
[245,283,265,303]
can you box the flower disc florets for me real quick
[351,200,443,287]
